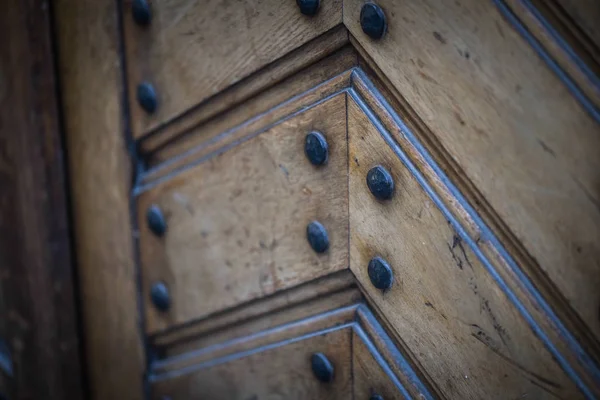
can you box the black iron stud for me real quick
[147,204,167,237]
[368,257,394,290]
[305,131,329,166]
[137,82,158,114]
[360,3,387,40]
[366,165,395,200]
[150,282,171,312]
[306,221,329,253]
[311,352,334,382]
[132,0,151,25]
[297,0,320,16]
[370,395,384,400]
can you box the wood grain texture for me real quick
[344,0,600,342]
[124,0,343,137]
[152,328,353,400]
[138,94,348,333]
[352,331,405,400]
[142,46,356,178]
[53,1,145,399]
[0,0,84,398]
[348,97,584,400]
[153,270,358,347]
[502,0,600,113]
[140,26,350,154]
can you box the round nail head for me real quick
[360,3,387,40]
[132,0,151,25]
[147,204,167,236]
[150,282,171,312]
[305,131,329,166]
[368,257,394,290]
[366,165,395,200]
[137,82,158,114]
[307,221,329,253]
[311,352,334,383]
[297,0,320,16]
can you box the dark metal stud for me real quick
[132,0,151,25]
[306,221,329,253]
[297,0,320,16]
[137,82,158,114]
[368,257,394,290]
[366,165,394,200]
[150,282,171,312]
[311,352,334,382]
[360,3,387,40]
[305,131,329,166]
[147,204,167,236]
[370,395,384,400]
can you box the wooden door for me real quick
[53,0,600,399]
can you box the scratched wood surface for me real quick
[152,328,352,400]
[138,94,348,333]
[348,97,584,400]
[53,1,145,399]
[124,0,343,137]
[344,0,600,343]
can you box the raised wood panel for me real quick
[138,94,348,333]
[347,97,584,400]
[353,331,405,400]
[124,0,343,137]
[344,0,600,341]
[152,329,353,400]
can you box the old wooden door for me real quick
[54,0,600,399]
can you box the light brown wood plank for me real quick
[152,328,352,400]
[153,270,358,347]
[344,0,600,341]
[348,97,584,400]
[124,0,343,137]
[138,94,348,333]
[53,1,145,399]
[142,46,356,177]
[140,26,350,154]
[352,330,405,400]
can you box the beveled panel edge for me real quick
[148,300,436,400]
[134,73,353,193]
[494,0,600,121]
[348,68,600,398]
[135,25,349,149]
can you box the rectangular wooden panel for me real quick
[344,0,600,341]
[152,328,352,400]
[348,98,584,400]
[138,94,348,333]
[124,0,343,137]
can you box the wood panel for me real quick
[152,328,352,400]
[124,0,343,137]
[344,0,600,342]
[140,26,351,154]
[353,331,405,400]
[348,97,584,399]
[138,94,348,333]
[0,0,84,398]
[53,1,145,399]
[142,46,356,175]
